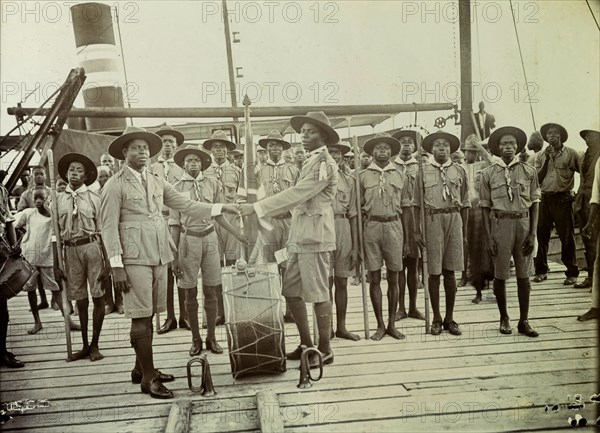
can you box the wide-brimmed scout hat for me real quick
[540,123,568,143]
[392,129,423,145]
[463,134,480,151]
[258,130,291,150]
[202,130,237,152]
[327,141,351,155]
[422,130,460,154]
[108,126,163,160]
[230,149,244,157]
[488,126,527,157]
[290,111,339,145]
[155,125,185,146]
[579,129,600,140]
[345,150,355,157]
[58,153,98,185]
[173,144,212,171]
[363,133,401,156]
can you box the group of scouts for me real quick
[1,110,598,402]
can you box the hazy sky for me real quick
[1,0,599,152]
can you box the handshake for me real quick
[222,203,257,217]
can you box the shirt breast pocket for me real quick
[125,192,144,209]
[490,178,507,200]
[119,223,141,259]
[517,179,531,200]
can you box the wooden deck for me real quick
[1,265,598,432]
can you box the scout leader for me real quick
[392,129,426,321]
[360,133,415,341]
[239,111,339,368]
[169,145,244,356]
[327,140,360,341]
[151,125,187,335]
[413,130,470,336]
[54,153,109,362]
[100,127,240,399]
[479,126,540,337]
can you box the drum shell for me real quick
[0,256,36,300]
[222,263,286,378]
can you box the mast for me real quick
[459,0,474,143]
[223,0,238,121]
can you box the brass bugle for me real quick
[187,355,217,396]
[297,346,323,389]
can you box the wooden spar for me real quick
[242,95,261,262]
[415,133,430,334]
[7,103,455,119]
[459,0,475,143]
[222,0,238,120]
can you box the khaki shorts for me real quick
[331,218,354,277]
[491,216,532,280]
[425,212,464,275]
[363,219,404,272]
[24,267,59,293]
[64,241,104,301]
[122,264,167,319]
[283,252,330,303]
[260,217,291,263]
[177,231,221,288]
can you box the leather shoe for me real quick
[443,319,462,336]
[563,277,577,285]
[215,316,225,326]
[574,278,592,288]
[499,317,512,334]
[37,301,49,310]
[1,352,25,368]
[131,368,175,384]
[533,274,547,283]
[518,320,539,337]
[141,377,174,399]
[178,318,191,330]
[189,339,202,356]
[430,320,442,335]
[287,345,303,360]
[157,319,177,335]
[205,338,223,354]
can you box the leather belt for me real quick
[493,210,529,219]
[63,235,98,247]
[427,208,459,215]
[334,213,348,219]
[272,211,292,220]
[182,225,214,238]
[369,214,399,223]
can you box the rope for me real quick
[585,0,600,31]
[114,6,134,126]
[509,0,537,130]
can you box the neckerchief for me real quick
[211,160,229,183]
[180,172,205,201]
[158,156,174,179]
[367,162,397,198]
[64,184,88,235]
[267,158,286,193]
[494,157,520,202]
[429,159,454,201]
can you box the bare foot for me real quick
[471,293,482,304]
[370,327,386,341]
[89,346,104,362]
[67,346,90,362]
[408,309,426,320]
[28,323,43,335]
[336,328,360,341]
[394,310,408,321]
[386,323,406,340]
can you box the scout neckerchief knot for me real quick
[495,157,520,202]
[158,156,173,179]
[368,163,396,199]
[181,172,204,201]
[430,159,454,201]
[267,158,285,193]
[64,184,88,235]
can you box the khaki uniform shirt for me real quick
[414,161,470,210]
[55,185,101,240]
[360,162,412,216]
[332,170,358,218]
[169,172,220,232]
[535,145,581,193]
[479,159,541,211]
[238,158,299,201]
[204,160,241,202]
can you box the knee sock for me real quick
[314,301,331,354]
[286,297,312,347]
[202,286,218,339]
[494,279,508,319]
[91,296,105,348]
[442,269,457,321]
[516,278,531,322]
[185,288,201,342]
[428,274,441,320]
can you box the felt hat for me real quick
[327,140,351,155]
[392,129,423,144]
[58,153,98,185]
[155,125,185,146]
[230,149,244,156]
[422,130,460,154]
[290,111,339,145]
[579,129,600,140]
[540,123,568,143]
[345,150,355,157]
[487,126,527,157]
[363,133,401,156]
[108,126,163,160]
[202,130,237,152]
[173,144,212,171]
[258,130,291,150]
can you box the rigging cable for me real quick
[115,6,134,126]
[509,0,537,130]
[585,0,600,31]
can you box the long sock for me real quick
[130,318,155,382]
[90,296,105,348]
[76,298,90,347]
[406,257,419,311]
[428,274,441,320]
[286,297,312,347]
[215,285,224,321]
[516,278,531,322]
[314,301,331,354]
[114,278,123,307]
[494,279,508,318]
[442,269,457,321]
[28,291,41,325]
[185,287,201,342]
[203,286,218,339]
[177,288,187,322]
[333,277,348,329]
[166,271,175,321]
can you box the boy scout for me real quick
[170,145,229,356]
[55,153,107,362]
[392,130,425,321]
[360,133,414,341]
[101,127,239,399]
[414,131,470,336]
[239,111,338,368]
[479,127,540,337]
[327,140,359,341]
[152,125,187,335]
